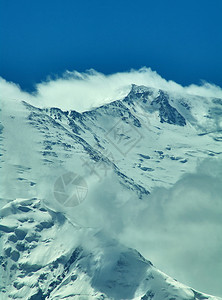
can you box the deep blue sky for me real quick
[0,0,222,91]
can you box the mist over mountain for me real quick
[1,68,222,112]
[0,70,222,299]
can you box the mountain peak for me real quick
[1,81,222,299]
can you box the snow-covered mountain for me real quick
[0,84,222,299]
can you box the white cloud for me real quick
[127,160,222,297]
[41,157,222,297]
[1,67,222,112]
[0,77,31,103]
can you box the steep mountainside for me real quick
[0,85,222,299]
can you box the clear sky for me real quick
[0,0,222,91]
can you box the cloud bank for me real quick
[1,67,222,112]
[48,158,222,297]
[122,159,222,297]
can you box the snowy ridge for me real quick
[0,198,221,300]
[0,84,222,299]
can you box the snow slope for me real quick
[0,198,221,300]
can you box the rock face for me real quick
[124,85,186,126]
[150,90,186,126]
[0,84,222,299]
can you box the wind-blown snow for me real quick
[1,67,222,112]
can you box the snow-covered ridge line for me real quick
[1,198,221,300]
